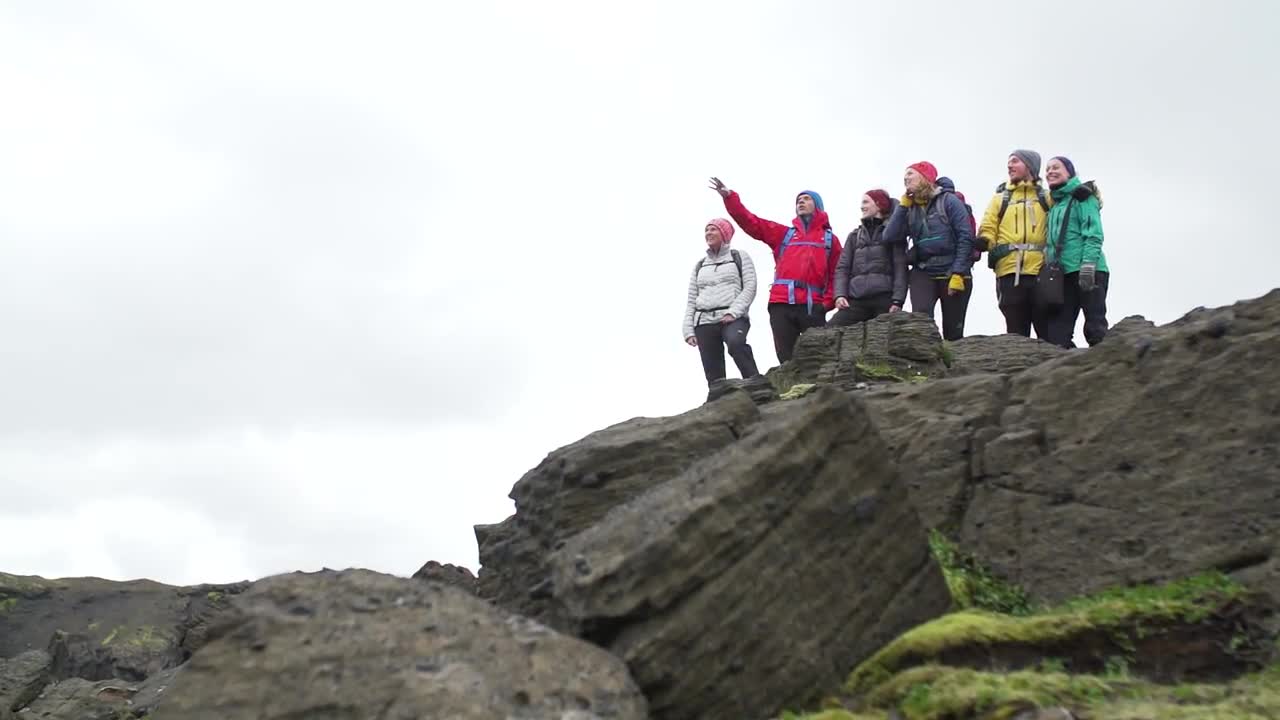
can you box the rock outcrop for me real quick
[474,390,763,632]
[0,650,49,713]
[0,572,246,681]
[411,560,477,593]
[155,569,649,720]
[548,387,952,720]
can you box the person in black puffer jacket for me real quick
[831,189,907,326]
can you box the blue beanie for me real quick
[1051,156,1077,178]
[796,190,824,212]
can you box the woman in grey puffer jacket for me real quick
[831,189,908,326]
[683,218,760,385]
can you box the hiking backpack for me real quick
[695,249,744,285]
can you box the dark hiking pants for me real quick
[830,292,894,327]
[768,302,827,363]
[997,273,1051,339]
[909,270,971,341]
[694,316,760,384]
[1046,270,1110,349]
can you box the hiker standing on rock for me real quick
[831,189,906,326]
[709,177,843,363]
[883,161,975,341]
[683,218,762,385]
[1043,156,1110,348]
[976,150,1055,339]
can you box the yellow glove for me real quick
[948,274,966,292]
[899,194,914,207]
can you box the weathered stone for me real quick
[549,386,952,720]
[411,560,476,593]
[767,312,947,393]
[18,677,136,719]
[959,289,1280,603]
[475,390,762,631]
[0,650,50,712]
[945,333,1067,376]
[155,569,648,720]
[706,374,779,405]
[862,373,1012,532]
[0,572,246,684]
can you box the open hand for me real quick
[708,177,731,198]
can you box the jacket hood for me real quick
[792,208,831,231]
[1050,176,1083,200]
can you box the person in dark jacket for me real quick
[884,161,976,341]
[832,189,906,326]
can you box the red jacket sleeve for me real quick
[723,191,789,254]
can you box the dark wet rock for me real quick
[549,387,952,720]
[155,569,648,720]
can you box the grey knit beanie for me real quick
[1011,149,1042,179]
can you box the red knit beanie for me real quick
[907,161,939,185]
[706,218,735,243]
[865,189,893,215]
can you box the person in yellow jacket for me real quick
[976,149,1055,338]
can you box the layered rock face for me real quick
[4,290,1280,720]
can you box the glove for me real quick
[899,194,914,207]
[1079,263,1096,292]
[948,274,966,292]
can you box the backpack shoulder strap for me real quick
[1035,184,1051,212]
[730,249,743,284]
[695,257,705,274]
[996,187,1013,224]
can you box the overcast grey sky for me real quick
[1,1,1276,585]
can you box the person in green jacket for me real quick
[1043,156,1110,348]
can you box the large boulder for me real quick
[474,390,763,631]
[411,560,476,593]
[14,667,178,719]
[956,288,1280,603]
[945,333,1067,376]
[549,386,953,720]
[0,572,246,683]
[0,650,50,712]
[154,569,648,720]
[767,312,949,394]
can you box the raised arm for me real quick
[709,177,789,251]
[728,251,757,319]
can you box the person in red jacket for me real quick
[709,177,842,363]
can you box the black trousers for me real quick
[694,316,760,384]
[908,271,971,341]
[1046,271,1110,349]
[830,293,894,327]
[997,273,1051,339]
[767,303,827,363]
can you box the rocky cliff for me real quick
[4,291,1280,719]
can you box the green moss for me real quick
[846,571,1247,694]
[206,590,225,604]
[99,625,171,650]
[0,595,16,613]
[854,362,907,383]
[939,342,955,368]
[780,383,818,400]
[928,530,1030,615]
